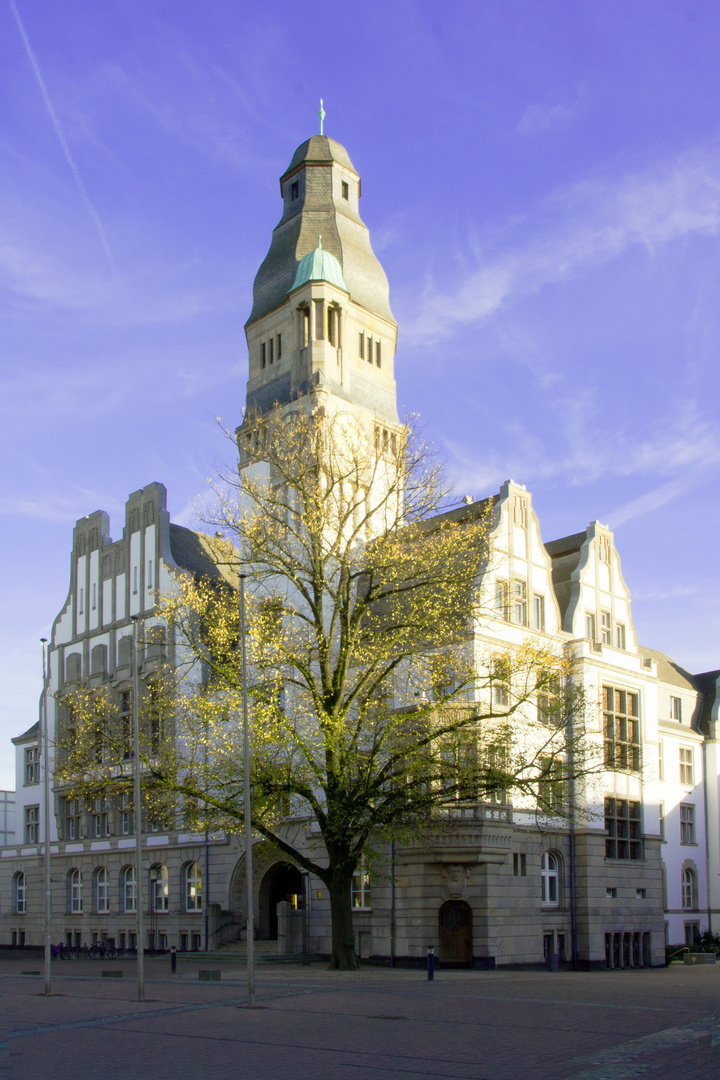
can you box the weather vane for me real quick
[319,98,325,135]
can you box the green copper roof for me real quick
[289,237,350,295]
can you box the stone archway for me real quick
[438,899,473,964]
[259,863,303,940]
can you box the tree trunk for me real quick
[327,869,358,970]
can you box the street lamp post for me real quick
[239,574,255,1007]
[41,638,52,996]
[131,615,145,1002]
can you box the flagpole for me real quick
[41,638,52,995]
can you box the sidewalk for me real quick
[2,958,718,1079]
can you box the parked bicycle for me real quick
[88,940,118,960]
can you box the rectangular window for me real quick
[359,331,364,359]
[492,658,510,708]
[585,612,596,641]
[375,340,381,367]
[269,337,274,364]
[603,686,641,772]
[121,793,133,836]
[532,595,545,631]
[352,860,372,909]
[291,180,299,201]
[261,342,266,369]
[670,696,682,722]
[314,301,324,340]
[25,805,39,844]
[65,799,81,840]
[277,333,282,359]
[494,581,509,621]
[512,581,527,625]
[616,623,626,649]
[341,180,349,200]
[25,746,40,785]
[512,853,527,877]
[679,747,694,786]
[600,611,612,645]
[366,335,373,362]
[680,804,695,844]
[604,797,642,860]
[538,757,565,813]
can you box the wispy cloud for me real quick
[0,489,124,525]
[403,142,720,342]
[9,0,117,280]
[517,99,578,136]
[446,402,720,518]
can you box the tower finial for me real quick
[319,98,325,136]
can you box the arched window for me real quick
[184,863,202,912]
[68,869,82,913]
[13,872,26,914]
[541,852,559,907]
[682,868,696,910]
[122,866,136,913]
[94,867,109,913]
[150,864,169,912]
[117,635,133,668]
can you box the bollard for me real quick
[170,945,177,974]
[427,945,435,981]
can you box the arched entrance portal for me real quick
[259,863,303,940]
[438,900,473,965]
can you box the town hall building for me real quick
[2,131,719,969]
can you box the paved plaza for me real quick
[1,957,718,1079]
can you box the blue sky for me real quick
[1,0,719,787]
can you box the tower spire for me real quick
[319,98,325,135]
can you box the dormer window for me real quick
[291,180,299,201]
[341,181,349,200]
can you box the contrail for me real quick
[10,0,117,278]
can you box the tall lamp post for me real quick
[41,638,52,995]
[239,574,255,1007]
[131,615,145,1002]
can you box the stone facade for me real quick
[2,130,719,969]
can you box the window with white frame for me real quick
[13,872,26,913]
[680,804,696,845]
[532,594,545,631]
[95,867,109,913]
[492,658,510,708]
[682,868,697,910]
[603,686,641,772]
[150,864,169,912]
[64,798,81,840]
[25,805,39,844]
[69,868,82,913]
[541,852,559,906]
[24,746,40,785]
[121,792,133,835]
[600,611,611,645]
[604,797,642,860]
[122,866,136,913]
[512,580,527,625]
[679,747,694,786]
[585,612,596,641]
[352,860,372,909]
[494,581,509,621]
[670,697,682,722]
[185,863,202,911]
[615,623,626,649]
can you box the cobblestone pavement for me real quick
[1,959,718,1079]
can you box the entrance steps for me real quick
[197,940,306,965]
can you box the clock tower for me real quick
[237,131,401,468]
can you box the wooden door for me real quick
[438,900,473,963]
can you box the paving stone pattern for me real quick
[2,959,718,1079]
